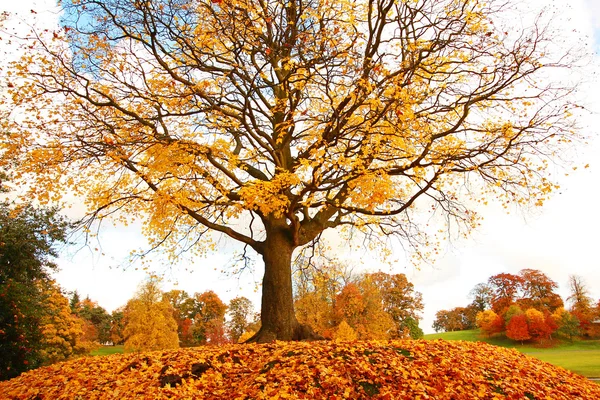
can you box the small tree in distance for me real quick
[476,310,504,336]
[525,308,552,342]
[227,297,255,344]
[506,315,531,344]
[552,308,580,340]
[123,278,179,352]
[3,0,585,341]
[192,291,228,345]
[333,321,358,342]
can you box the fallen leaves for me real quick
[1,340,599,399]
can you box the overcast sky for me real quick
[2,0,599,334]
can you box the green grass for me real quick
[424,330,482,342]
[529,350,600,378]
[424,330,600,377]
[90,345,125,356]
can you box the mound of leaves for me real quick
[1,340,599,399]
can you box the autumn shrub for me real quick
[553,308,581,339]
[504,304,524,323]
[333,321,358,342]
[37,282,90,365]
[1,340,599,399]
[526,308,553,342]
[506,314,531,343]
[544,310,558,337]
[76,340,101,356]
[476,310,504,336]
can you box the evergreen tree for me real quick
[0,202,70,380]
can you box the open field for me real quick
[424,330,600,377]
[528,350,600,378]
[90,345,124,356]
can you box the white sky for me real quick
[1,0,599,334]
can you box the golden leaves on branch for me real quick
[239,172,300,218]
[2,0,586,268]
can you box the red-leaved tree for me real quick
[506,314,531,343]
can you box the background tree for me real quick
[227,297,255,343]
[432,306,477,332]
[109,308,125,346]
[432,310,451,333]
[163,289,198,346]
[400,316,424,340]
[504,304,524,323]
[552,308,580,340]
[363,272,424,339]
[517,269,563,312]
[567,275,596,337]
[69,291,81,314]
[0,202,70,380]
[333,281,394,340]
[525,308,553,342]
[476,310,504,336]
[567,275,593,314]
[123,278,179,352]
[469,283,494,313]
[332,284,367,336]
[544,310,558,340]
[192,291,227,345]
[71,296,112,344]
[488,273,524,315]
[4,0,582,341]
[505,314,531,344]
[294,264,347,338]
[333,321,358,342]
[295,268,423,338]
[38,281,89,364]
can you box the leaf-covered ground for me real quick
[1,340,599,399]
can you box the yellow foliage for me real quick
[123,279,179,352]
[123,299,180,352]
[525,308,545,323]
[475,309,502,335]
[238,331,256,344]
[238,172,300,218]
[333,321,357,342]
[38,282,87,364]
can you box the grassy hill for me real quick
[90,345,125,356]
[2,340,599,399]
[424,330,600,377]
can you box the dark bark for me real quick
[246,220,324,343]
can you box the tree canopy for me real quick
[295,268,423,339]
[123,278,179,352]
[0,202,71,380]
[2,0,583,341]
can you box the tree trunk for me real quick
[246,220,323,343]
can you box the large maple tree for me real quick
[2,0,582,341]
